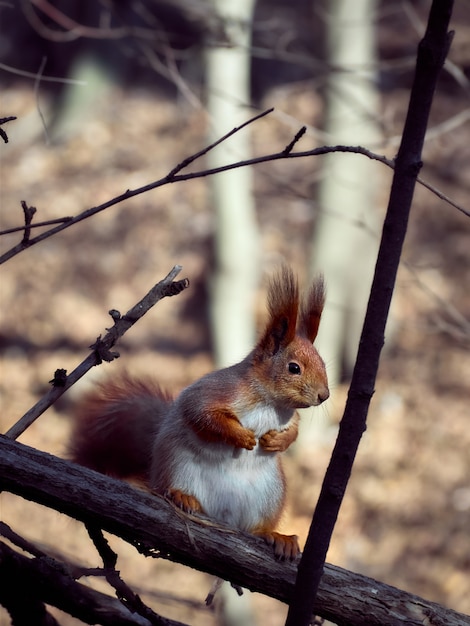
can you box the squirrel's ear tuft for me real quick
[298,275,325,342]
[256,266,299,357]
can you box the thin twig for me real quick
[0,115,17,143]
[34,55,50,143]
[403,261,470,340]
[282,126,307,155]
[20,201,37,245]
[0,145,387,264]
[87,525,166,626]
[1,134,466,263]
[165,107,274,178]
[22,0,158,42]
[0,61,86,85]
[0,216,73,235]
[4,265,189,440]
[416,173,469,216]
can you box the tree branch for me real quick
[0,436,468,626]
[285,2,455,625]
[0,115,17,144]
[2,137,467,264]
[4,265,189,440]
[0,541,187,626]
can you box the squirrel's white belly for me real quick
[153,403,290,530]
[171,445,282,531]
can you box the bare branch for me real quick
[404,262,470,342]
[282,126,307,155]
[2,133,466,264]
[4,266,189,440]
[20,200,37,245]
[0,143,388,264]
[0,540,186,626]
[20,0,158,42]
[0,216,73,235]
[34,55,50,143]
[166,107,274,178]
[415,173,469,217]
[0,521,50,559]
[0,115,17,143]
[285,3,455,624]
[86,525,170,626]
[1,437,469,626]
[0,61,86,85]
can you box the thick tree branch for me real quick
[286,2,455,625]
[0,541,186,626]
[4,265,188,440]
[0,436,468,626]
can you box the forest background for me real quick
[0,1,469,625]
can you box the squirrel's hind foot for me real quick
[165,488,204,515]
[254,530,300,560]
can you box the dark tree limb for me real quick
[4,265,188,440]
[1,436,468,626]
[86,524,171,625]
[0,541,187,626]
[285,2,455,625]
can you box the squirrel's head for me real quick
[251,266,329,409]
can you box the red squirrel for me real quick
[69,267,329,559]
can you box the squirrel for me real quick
[69,267,329,560]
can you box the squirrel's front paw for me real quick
[236,428,256,450]
[166,489,203,514]
[260,429,289,452]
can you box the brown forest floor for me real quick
[1,30,470,626]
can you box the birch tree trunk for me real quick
[205,2,258,623]
[309,0,382,391]
[206,0,258,368]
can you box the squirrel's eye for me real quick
[288,362,301,375]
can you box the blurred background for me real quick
[1,1,469,624]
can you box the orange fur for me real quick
[299,275,325,342]
[69,267,328,560]
[69,374,171,481]
[259,413,300,452]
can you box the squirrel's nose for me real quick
[318,387,330,404]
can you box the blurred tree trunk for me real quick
[206,0,259,369]
[205,2,258,624]
[309,0,382,389]
[298,0,382,449]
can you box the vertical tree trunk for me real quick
[206,0,259,368]
[205,2,258,623]
[287,1,454,623]
[309,0,381,389]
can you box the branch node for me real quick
[163,277,190,296]
[283,126,307,155]
[20,201,37,246]
[90,336,120,364]
[49,369,68,388]
[108,309,121,321]
[87,524,118,569]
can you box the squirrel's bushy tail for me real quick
[69,374,171,483]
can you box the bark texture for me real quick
[1,436,468,626]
